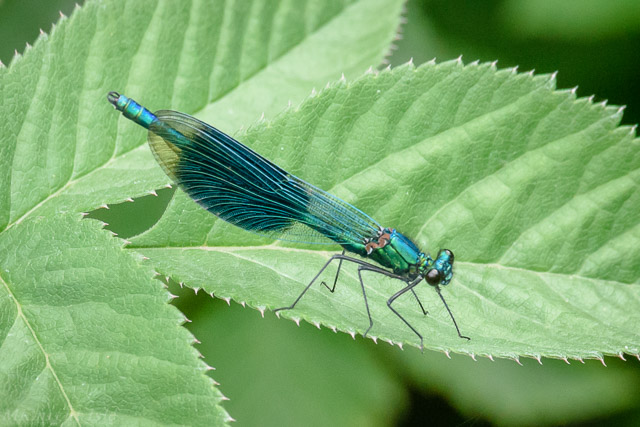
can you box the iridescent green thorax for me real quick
[365,228,428,277]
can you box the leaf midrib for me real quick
[0,271,80,426]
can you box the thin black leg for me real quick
[274,253,391,313]
[357,266,374,337]
[321,250,345,292]
[410,288,428,316]
[435,286,470,340]
[387,278,425,351]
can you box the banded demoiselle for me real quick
[108,92,469,350]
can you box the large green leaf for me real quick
[131,60,640,360]
[0,0,405,422]
[0,214,228,425]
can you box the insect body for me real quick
[108,92,469,350]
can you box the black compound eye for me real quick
[426,268,441,286]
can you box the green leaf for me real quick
[0,214,227,425]
[131,60,640,360]
[0,0,405,422]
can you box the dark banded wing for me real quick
[147,110,380,246]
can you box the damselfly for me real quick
[107,92,470,350]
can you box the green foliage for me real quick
[0,0,404,423]
[0,214,227,425]
[131,60,640,360]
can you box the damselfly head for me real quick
[425,249,454,286]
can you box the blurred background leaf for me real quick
[3,0,640,426]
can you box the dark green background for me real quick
[3,0,639,425]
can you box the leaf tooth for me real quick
[397,342,404,350]
[487,354,494,362]
[204,364,215,372]
[550,70,558,81]
[562,356,570,365]
[167,293,178,301]
[312,321,321,329]
[599,99,608,107]
[444,350,451,359]
[293,317,301,326]
[617,353,626,361]
[370,336,378,344]
[469,59,480,66]
[526,68,535,76]
[348,330,355,340]
[99,203,109,209]
[597,356,607,367]
[329,325,337,333]
[257,306,265,317]
[59,10,66,18]
[148,189,158,196]
[512,356,523,366]
[125,197,134,202]
[469,353,477,361]
[224,415,236,423]
[534,355,542,365]
[239,301,246,307]
[427,57,436,65]
[181,314,192,324]
[220,394,230,401]
[192,337,201,345]
[510,65,519,74]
